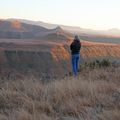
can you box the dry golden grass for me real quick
[0,66,120,120]
[80,43,120,58]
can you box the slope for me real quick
[0,66,120,120]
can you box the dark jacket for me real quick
[70,40,81,55]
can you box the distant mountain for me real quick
[7,18,58,29]
[41,27,70,42]
[0,20,71,39]
[0,20,49,38]
[108,28,120,36]
[7,18,120,38]
[6,18,85,34]
[108,28,120,32]
[0,19,120,79]
[1,18,120,43]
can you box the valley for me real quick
[0,19,120,79]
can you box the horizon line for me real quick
[0,17,120,31]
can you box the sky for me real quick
[0,0,120,30]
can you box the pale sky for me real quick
[0,0,120,30]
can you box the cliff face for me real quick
[0,20,72,79]
[0,43,71,79]
[0,39,120,79]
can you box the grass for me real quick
[0,66,120,120]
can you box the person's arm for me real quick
[79,42,81,50]
[70,43,73,51]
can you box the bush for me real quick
[100,59,111,67]
[80,59,113,70]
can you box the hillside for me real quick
[79,35,120,44]
[0,21,72,79]
[0,20,47,39]
[0,19,120,79]
[0,66,120,120]
[6,18,120,44]
[0,38,120,79]
[80,40,120,61]
[0,41,71,79]
[0,18,120,120]
[0,20,71,39]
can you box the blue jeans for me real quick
[71,54,80,76]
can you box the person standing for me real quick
[70,35,81,76]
